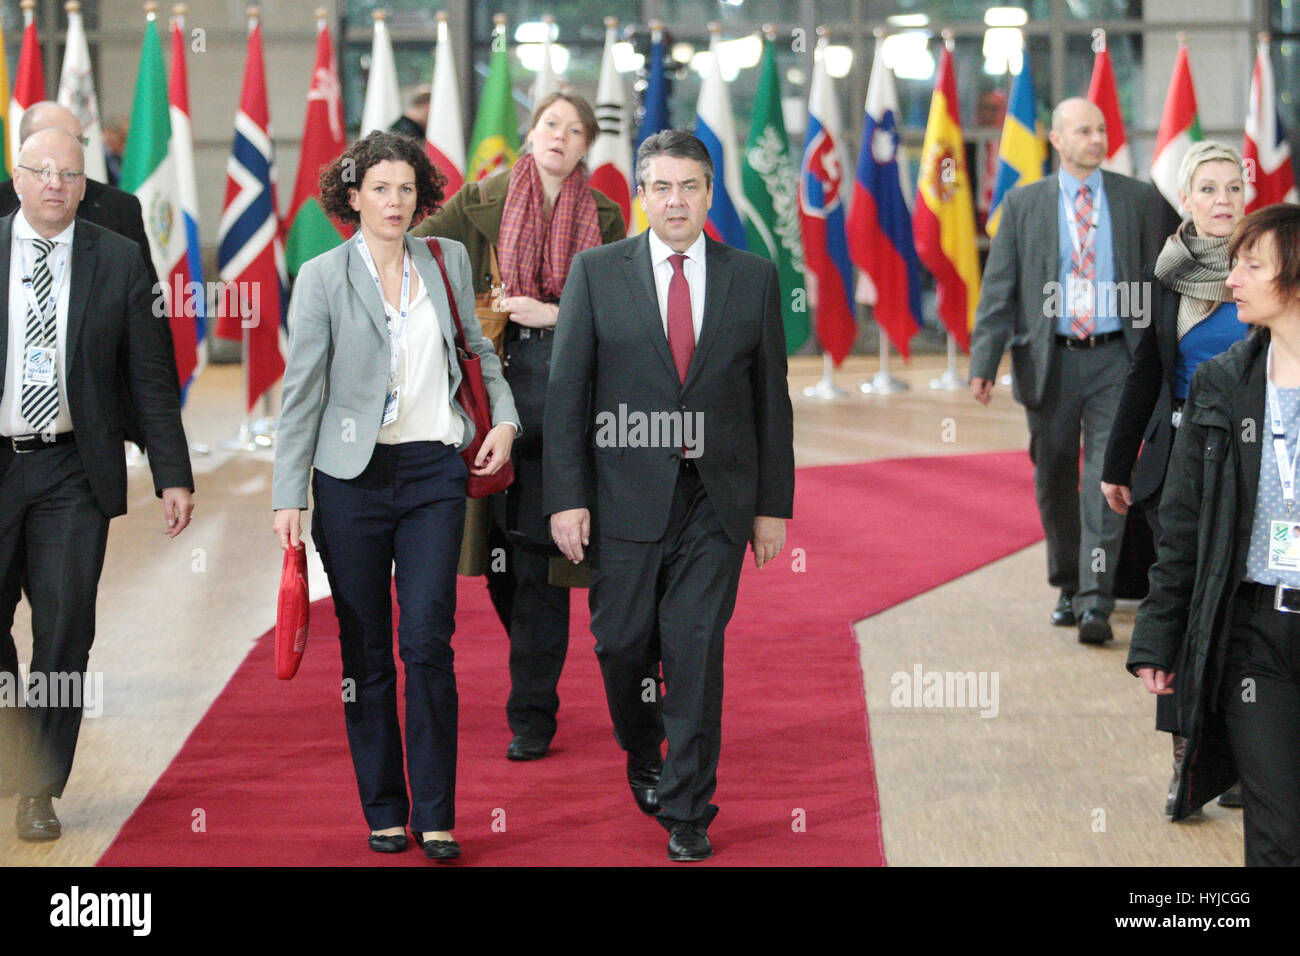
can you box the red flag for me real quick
[284,14,348,276]
[9,10,44,170]
[216,16,286,412]
[1086,33,1133,176]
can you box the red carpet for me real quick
[98,452,1040,866]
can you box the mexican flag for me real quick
[1150,38,1202,208]
[468,16,519,181]
[285,14,348,277]
[120,10,190,388]
[742,34,807,353]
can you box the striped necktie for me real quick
[1070,184,1095,338]
[20,237,59,432]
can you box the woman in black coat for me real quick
[1100,141,1246,816]
[1128,203,1300,865]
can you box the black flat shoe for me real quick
[506,735,549,761]
[412,831,461,861]
[627,750,663,815]
[16,794,60,842]
[1077,609,1113,645]
[368,832,409,853]
[667,822,712,862]
[1051,591,1077,627]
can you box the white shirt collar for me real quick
[647,228,707,269]
[13,210,75,247]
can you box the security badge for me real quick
[23,346,56,386]
[1268,521,1300,572]
[382,386,400,428]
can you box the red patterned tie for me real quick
[667,253,694,382]
[1071,184,1095,339]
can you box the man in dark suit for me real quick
[0,128,193,842]
[969,97,1177,644]
[544,129,794,862]
[0,102,164,803]
[0,101,158,291]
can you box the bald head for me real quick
[14,127,87,238]
[19,101,83,145]
[1049,97,1108,179]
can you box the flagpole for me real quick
[859,335,909,394]
[929,334,964,390]
[805,353,848,398]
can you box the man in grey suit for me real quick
[544,130,794,861]
[970,98,1176,644]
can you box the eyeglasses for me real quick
[16,165,86,184]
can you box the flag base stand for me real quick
[930,335,964,391]
[858,337,909,395]
[125,443,146,469]
[803,355,849,399]
[219,421,269,452]
[189,440,212,456]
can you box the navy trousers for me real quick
[311,441,467,833]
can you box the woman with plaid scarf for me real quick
[413,92,626,762]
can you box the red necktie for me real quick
[667,253,694,383]
[1070,184,1095,338]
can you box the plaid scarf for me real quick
[497,153,602,302]
[1154,219,1234,341]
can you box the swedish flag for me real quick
[986,61,1046,237]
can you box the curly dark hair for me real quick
[319,130,447,227]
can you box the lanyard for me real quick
[354,233,410,381]
[1267,344,1300,516]
[1059,178,1100,264]
[20,239,67,335]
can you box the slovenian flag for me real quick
[846,36,922,359]
[694,29,746,249]
[798,35,856,367]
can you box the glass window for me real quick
[1276,0,1300,34]
[866,0,1051,22]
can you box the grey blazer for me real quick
[272,234,519,511]
[968,171,1177,409]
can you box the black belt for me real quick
[4,431,74,453]
[515,326,554,340]
[1236,581,1300,614]
[1055,330,1124,350]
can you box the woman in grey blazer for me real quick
[272,132,518,861]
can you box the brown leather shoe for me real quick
[16,794,60,842]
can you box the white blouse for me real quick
[376,278,464,447]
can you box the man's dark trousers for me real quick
[590,462,746,829]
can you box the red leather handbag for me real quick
[275,543,310,680]
[425,238,515,498]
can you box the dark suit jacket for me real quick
[542,231,794,546]
[1101,265,1183,504]
[0,212,192,518]
[968,171,1178,410]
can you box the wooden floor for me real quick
[0,353,1243,866]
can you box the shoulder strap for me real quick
[424,237,467,350]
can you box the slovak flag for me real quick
[1244,34,1298,212]
[846,36,922,360]
[694,29,747,249]
[798,37,855,367]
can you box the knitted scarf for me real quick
[496,153,602,302]
[1154,218,1234,341]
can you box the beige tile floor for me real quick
[0,353,1243,865]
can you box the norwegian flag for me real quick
[1244,35,1298,212]
[216,14,286,412]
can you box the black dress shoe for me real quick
[1077,610,1113,645]
[506,736,549,761]
[412,831,461,861]
[667,822,712,862]
[627,750,663,815]
[368,832,409,853]
[16,795,60,842]
[1051,591,1077,627]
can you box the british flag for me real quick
[1244,35,1298,213]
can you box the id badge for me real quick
[23,346,56,386]
[381,386,400,427]
[1267,519,1300,572]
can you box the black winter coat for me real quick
[1126,328,1272,817]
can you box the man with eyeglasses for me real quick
[0,127,193,842]
[0,102,163,805]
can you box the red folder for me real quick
[275,544,310,680]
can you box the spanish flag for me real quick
[986,58,1046,238]
[912,42,980,352]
